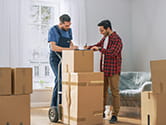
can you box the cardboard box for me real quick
[0,95,30,125]
[62,72,104,125]
[150,60,166,94]
[62,50,94,73]
[12,68,32,95]
[0,68,12,95]
[141,91,166,125]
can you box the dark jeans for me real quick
[49,53,62,107]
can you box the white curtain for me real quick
[59,0,87,48]
[0,0,31,67]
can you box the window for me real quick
[34,66,40,77]
[45,65,50,76]
[31,0,58,45]
[29,0,59,89]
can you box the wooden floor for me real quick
[31,108,141,125]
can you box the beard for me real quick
[104,31,109,37]
[61,27,69,31]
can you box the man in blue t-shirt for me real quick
[48,14,78,108]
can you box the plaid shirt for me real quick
[89,32,123,77]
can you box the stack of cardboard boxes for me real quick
[0,68,32,125]
[141,60,166,125]
[62,50,104,125]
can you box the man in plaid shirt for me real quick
[85,20,123,124]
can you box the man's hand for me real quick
[70,45,78,50]
[70,41,79,50]
[84,46,89,49]
[91,46,99,51]
[84,43,89,49]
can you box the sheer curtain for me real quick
[0,0,31,67]
[59,0,87,48]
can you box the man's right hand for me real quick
[84,46,89,49]
[70,45,78,50]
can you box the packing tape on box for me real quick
[6,121,24,125]
[82,50,85,56]
[93,110,103,116]
[66,82,71,125]
[63,110,102,122]
[64,115,86,122]
[62,81,104,86]
[21,69,26,94]
[148,92,151,99]
[160,82,164,93]
[63,64,69,72]
[66,64,69,72]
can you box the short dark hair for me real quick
[98,20,112,30]
[59,14,71,23]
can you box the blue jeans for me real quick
[49,53,62,107]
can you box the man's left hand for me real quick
[91,46,99,51]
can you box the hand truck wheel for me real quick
[48,107,59,123]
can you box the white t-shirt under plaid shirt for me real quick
[102,36,109,70]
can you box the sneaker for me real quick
[109,115,118,124]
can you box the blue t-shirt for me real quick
[48,25,73,44]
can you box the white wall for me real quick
[85,0,132,72]
[85,0,166,72]
[131,0,166,71]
